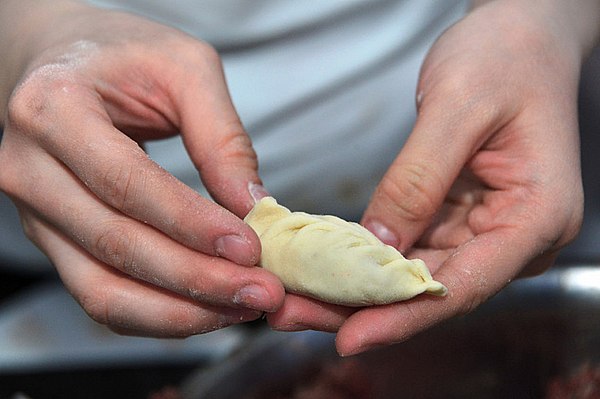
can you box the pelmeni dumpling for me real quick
[244,197,447,306]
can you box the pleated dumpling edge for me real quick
[244,197,448,306]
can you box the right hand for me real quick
[267,0,592,355]
[0,0,284,336]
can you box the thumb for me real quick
[362,91,498,251]
[175,52,261,218]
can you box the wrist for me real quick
[470,0,600,60]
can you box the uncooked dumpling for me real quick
[244,197,447,306]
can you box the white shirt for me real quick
[0,0,467,271]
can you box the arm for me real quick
[0,0,284,336]
[269,0,600,355]
[470,0,600,59]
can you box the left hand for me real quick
[267,0,596,355]
[0,1,285,337]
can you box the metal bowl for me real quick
[181,266,600,399]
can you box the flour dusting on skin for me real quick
[17,40,99,88]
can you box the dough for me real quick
[244,197,447,306]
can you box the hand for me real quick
[268,0,596,355]
[0,1,284,336]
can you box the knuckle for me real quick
[18,211,39,242]
[174,39,222,72]
[454,290,481,318]
[99,151,149,212]
[420,64,470,104]
[94,221,139,275]
[193,40,221,66]
[77,288,111,326]
[187,272,229,304]
[435,70,476,100]
[101,163,135,210]
[7,71,78,136]
[6,80,46,134]
[433,77,488,119]
[561,194,585,247]
[213,128,257,167]
[447,268,486,317]
[154,307,221,338]
[564,215,584,246]
[165,311,206,338]
[420,67,504,127]
[378,163,442,223]
[535,184,585,251]
[554,211,584,251]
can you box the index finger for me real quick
[15,81,259,266]
[361,75,511,251]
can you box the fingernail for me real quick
[248,182,270,203]
[215,235,256,265]
[339,342,386,357]
[364,220,399,248]
[234,284,274,312]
